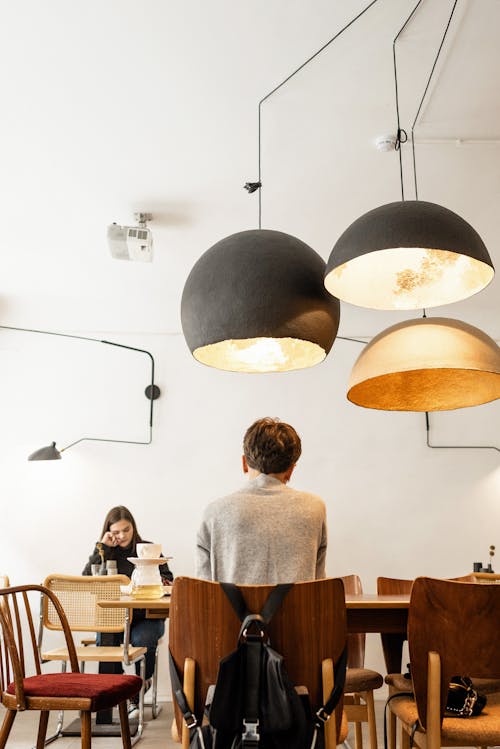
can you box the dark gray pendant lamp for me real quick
[0,325,160,460]
[325,0,494,311]
[324,199,494,310]
[181,3,385,373]
[181,229,339,373]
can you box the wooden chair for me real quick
[0,583,141,749]
[39,574,147,743]
[341,575,383,749]
[389,577,500,749]
[169,576,348,749]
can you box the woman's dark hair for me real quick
[100,505,142,548]
[243,417,302,474]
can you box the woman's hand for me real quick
[101,531,118,547]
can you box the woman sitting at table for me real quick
[82,505,173,691]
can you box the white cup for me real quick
[136,542,162,559]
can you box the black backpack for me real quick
[169,582,347,749]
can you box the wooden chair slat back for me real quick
[169,576,346,738]
[42,574,131,633]
[0,584,80,708]
[340,575,365,669]
[409,577,500,727]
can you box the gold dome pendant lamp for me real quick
[347,318,500,411]
[335,0,498,412]
[181,2,383,373]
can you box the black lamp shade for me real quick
[325,200,494,310]
[28,441,61,461]
[181,229,340,372]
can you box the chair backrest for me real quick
[408,577,500,728]
[340,574,364,669]
[0,584,79,709]
[169,576,346,737]
[42,574,131,633]
[377,576,413,595]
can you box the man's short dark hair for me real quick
[243,417,302,474]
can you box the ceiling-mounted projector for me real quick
[107,212,153,262]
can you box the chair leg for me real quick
[353,694,363,749]
[131,655,146,746]
[36,711,50,749]
[400,722,410,749]
[365,690,378,749]
[0,709,16,749]
[388,712,397,749]
[118,701,133,749]
[80,711,91,749]
[151,645,161,719]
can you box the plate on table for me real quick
[127,557,173,564]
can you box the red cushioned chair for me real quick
[0,584,142,749]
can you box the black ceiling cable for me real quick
[244,0,380,229]
[394,0,498,454]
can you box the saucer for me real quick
[127,557,173,565]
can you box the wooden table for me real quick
[345,593,409,673]
[99,592,409,673]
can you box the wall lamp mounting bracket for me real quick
[0,325,159,460]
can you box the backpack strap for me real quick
[220,581,293,624]
[168,648,199,733]
[314,644,348,728]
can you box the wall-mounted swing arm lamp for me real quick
[181,2,386,373]
[324,0,495,310]
[0,325,160,461]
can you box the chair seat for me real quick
[385,672,412,691]
[345,667,384,693]
[6,672,142,712]
[390,694,500,745]
[42,645,146,662]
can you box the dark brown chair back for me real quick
[340,575,364,669]
[0,584,79,708]
[409,577,500,728]
[169,576,347,737]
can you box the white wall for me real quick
[0,329,498,698]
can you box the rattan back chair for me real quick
[40,574,146,743]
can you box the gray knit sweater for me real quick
[195,474,327,584]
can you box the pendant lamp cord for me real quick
[425,411,499,452]
[0,324,156,452]
[245,0,380,229]
[393,0,459,201]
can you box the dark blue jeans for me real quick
[97,617,165,679]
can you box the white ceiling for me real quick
[1,0,499,342]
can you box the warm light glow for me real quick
[193,337,326,373]
[347,318,500,411]
[325,247,494,310]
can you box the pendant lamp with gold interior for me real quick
[181,229,339,373]
[347,318,500,412]
[324,199,494,310]
[181,2,383,373]
[324,1,494,311]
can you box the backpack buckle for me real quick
[315,707,331,724]
[183,711,197,729]
[242,719,260,741]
